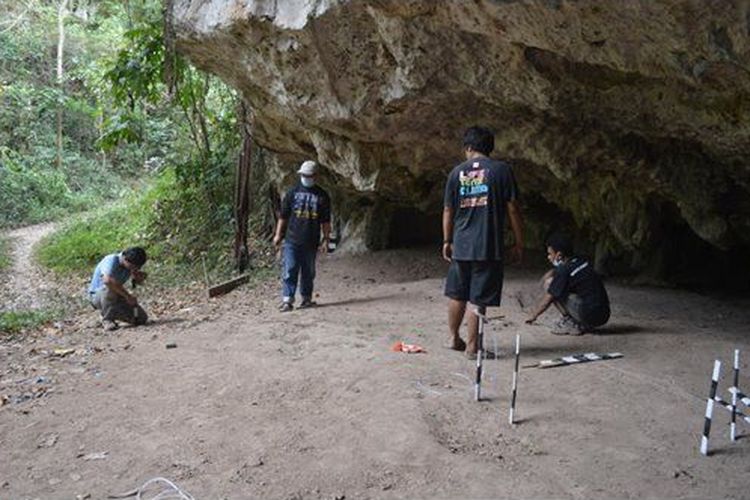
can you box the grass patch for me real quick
[37,168,276,288]
[0,309,58,335]
[0,236,10,271]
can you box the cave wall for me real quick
[172,0,750,287]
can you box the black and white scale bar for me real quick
[713,396,750,425]
[509,334,520,425]
[527,352,623,369]
[731,350,740,442]
[728,388,750,407]
[701,360,721,456]
[474,307,486,402]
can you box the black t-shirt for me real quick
[443,157,519,261]
[548,257,610,325]
[280,183,331,248]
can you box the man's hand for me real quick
[319,238,329,254]
[272,233,283,249]
[132,270,147,285]
[125,294,138,307]
[442,242,453,263]
[509,243,524,265]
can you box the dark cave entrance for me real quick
[386,207,442,249]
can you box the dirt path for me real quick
[1,249,749,498]
[1,222,59,312]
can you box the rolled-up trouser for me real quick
[89,288,148,325]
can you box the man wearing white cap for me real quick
[273,160,332,312]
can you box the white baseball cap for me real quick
[297,160,317,176]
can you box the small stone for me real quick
[70,473,82,481]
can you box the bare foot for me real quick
[448,337,466,351]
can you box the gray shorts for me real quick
[89,288,148,325]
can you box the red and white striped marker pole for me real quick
[509,333,520,425]
[701,360,721,456]
[731,349,739,442]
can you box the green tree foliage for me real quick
[1,0,243,235]
[32,1,276,282]
[0,1,130,227]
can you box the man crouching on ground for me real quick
[443,126,524,359]
[88,247,148,331]
[525,233,610,335]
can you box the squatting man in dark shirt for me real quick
[442,126,524,359]
[273,160,332,312]
[88,247,149,331]
[526,233,611,335]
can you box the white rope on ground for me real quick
[135,477,194,500]
[135,477,193,500]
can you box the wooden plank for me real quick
[208,274,250,298]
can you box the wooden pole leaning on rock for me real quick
[207,274,250,298]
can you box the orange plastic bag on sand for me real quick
[391,341,426,353]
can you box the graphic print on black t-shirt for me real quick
[281,184,331,248]
[459,165,489,208]
[292,191,321,221]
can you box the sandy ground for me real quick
[1,223,60,312]
[1,246,750,499]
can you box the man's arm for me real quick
[507,200,524,264]
[442,206,454,262]
[319,222,331,253]
[273,218,288,248]
[526,293,555,324]
[103,274,137,305]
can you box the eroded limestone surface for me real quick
[173,0,750,286]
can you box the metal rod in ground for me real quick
[732,349,739,442]
[701,359,721,456]
[474,306,486,402]
[509,333,520,425]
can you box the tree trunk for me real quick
[56,0,68,170]
[234,102,253,273]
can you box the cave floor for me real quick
[2,248,749,499]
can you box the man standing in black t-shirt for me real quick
[525,233,610,334]
[443,126,524,358]
[273,160,331,312]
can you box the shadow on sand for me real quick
[316,294,401,308]
[592,324,648,335]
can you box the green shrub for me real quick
[0,236,10,270]
[0,309,58,335]
[36,167,271,287]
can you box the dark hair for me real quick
[123,247,147,267]
[463,126,495,156]
[546,233,573,257]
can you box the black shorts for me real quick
[444,260,504,307]
[560,294,610,328]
